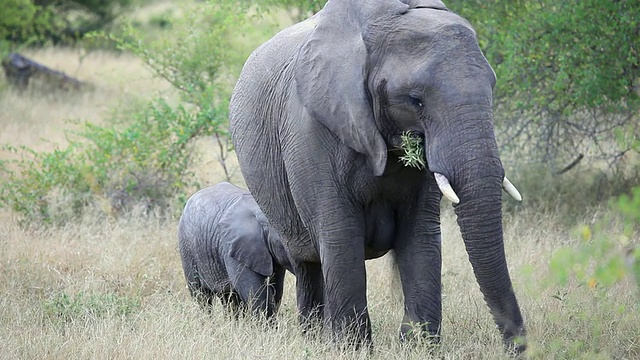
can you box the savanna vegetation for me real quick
[0,0,638,359]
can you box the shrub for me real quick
[0,0,134,47]
[0,0,256,225]
[260,0,327,21]
[102,0,254,181]
[0,98,227,224]
[447,0,640,171]
[549,187,640,291]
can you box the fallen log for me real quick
[1,52,89,91]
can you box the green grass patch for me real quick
[43,291,141,323]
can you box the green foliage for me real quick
[547,109,640,292]
[0,0,133,47]
[43,291,140,323]
[449,0,639,111]
[0,99,227,224]
[0,144,86,223]
[399,132,426,170]
[108,0,257,181]
[43,0,134,43]
[0,0,52,53]
[259,0,327,21]
[110,0,248,98]
[0,0,39,41]
[548,187,640,291]
[538,185,639,358]
[617,186,640,224]
[447,0,640,167]
[0,0,257,224]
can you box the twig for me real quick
[555,154,584,175]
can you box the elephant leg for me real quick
[193,287,217,313]
[294,261,324,334]
[180,241,214,308]
[225,257,273,319]
[395,232,442,342]
[270,265,286,314]
[394,194,442,343]
[183,266,217,312]
[317,224,371,348]
[218,290,244,319]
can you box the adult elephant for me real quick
[229,0,527,354]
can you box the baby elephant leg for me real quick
[225,256,276,319]
[217,290,244,319]
[181,261,217,311]
[270,266,286,314]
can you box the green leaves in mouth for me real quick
[399,131,426,170]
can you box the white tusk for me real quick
[502,177,522,201]
[434,173,460,204]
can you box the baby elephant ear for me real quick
[228,220,273,277]
[294,6,394,176]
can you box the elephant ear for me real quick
[227,210,273,277]
[294,0,409,176]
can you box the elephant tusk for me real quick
[502,176,522,201]
[434,173,460,204]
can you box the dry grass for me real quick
[0,47,175,153]
[1,201,639,359]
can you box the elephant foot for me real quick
[325,310,373,352]
[299,305,324,339]
[300,315,322,337]
[217,291,242,316]
[399,320,441,347]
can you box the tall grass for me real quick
[0,48,175,154]
[1,204,638,359]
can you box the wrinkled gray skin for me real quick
[229,0,526,353]
[178,182,293,319]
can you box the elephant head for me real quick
[295,0,526,353]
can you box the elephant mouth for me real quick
[388,130,423,150]
[386,130,522,204]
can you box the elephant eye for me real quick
[408,96,424,109]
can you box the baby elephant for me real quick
[178,182,293,319]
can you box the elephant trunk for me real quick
[453,165,526,353]
[428,109,527,353]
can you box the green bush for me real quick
[259,0,326,21]
[0,99,227,224]
[103,0,256,179]
[0,0,40,42]
[112,0,246,97]
[447,0,640,170]
[0,0,134,48]
[543,104,640,304]
[549,187,640,291]
[0,0,259,225]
